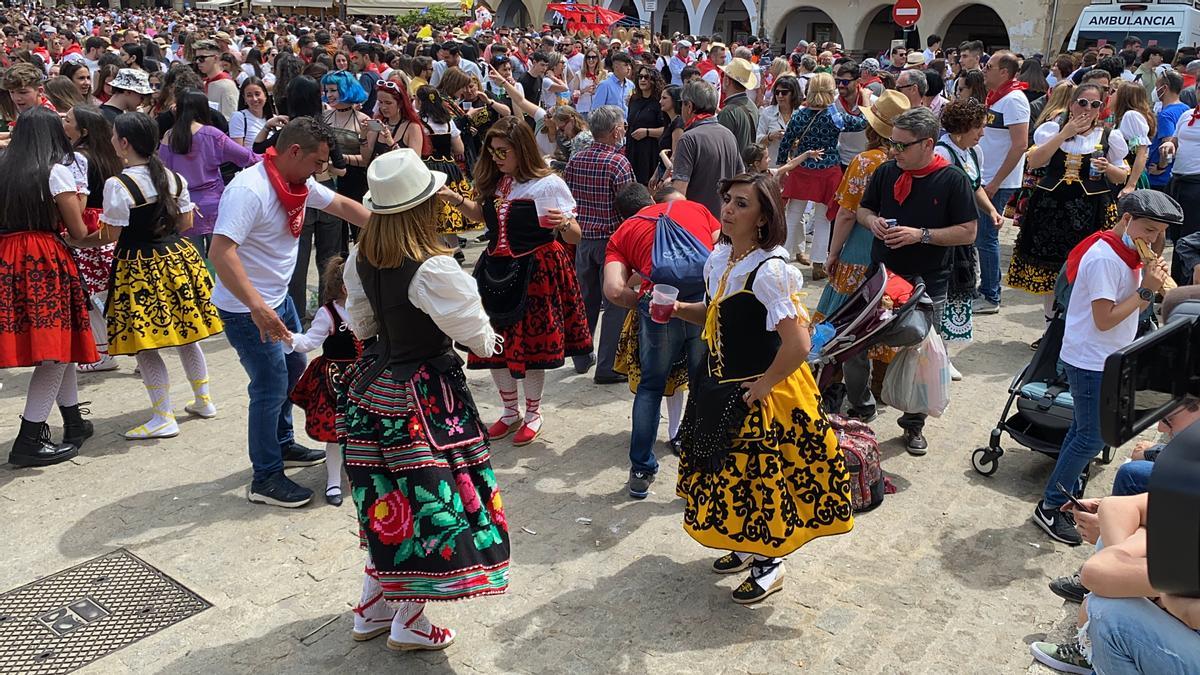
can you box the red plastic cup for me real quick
[650,284,679,324]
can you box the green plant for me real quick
[395,6,461,29]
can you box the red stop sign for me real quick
[892,0,921,28]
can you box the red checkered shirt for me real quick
[564,141,635,240]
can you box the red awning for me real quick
[546,3,627,33]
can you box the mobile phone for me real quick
[1056,482,1093,512]
[367,119,385,133]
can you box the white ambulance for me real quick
[1069,0,1200,51]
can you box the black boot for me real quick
[60,404,93,449]
[9,418,78,467]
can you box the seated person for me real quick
[1113,396,1200,496]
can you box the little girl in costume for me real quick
[287,257,362,506]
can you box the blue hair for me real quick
[320,70,367,106]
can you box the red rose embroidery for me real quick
[440,545,453,560]
[368,490,414,545]
[487,491,508,533]
[456,472,482,514]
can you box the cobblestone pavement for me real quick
[0,231,1126,674]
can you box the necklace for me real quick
[714,245,756,301]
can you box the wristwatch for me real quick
[1137,286,1155,302]
[919,227,932,245]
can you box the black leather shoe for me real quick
[572,353,595,374]
[248,472,313,508]
[9,418,77,467]
[281,443,326,468]
[594,373,628,385]
[60,404,94,449]
[325,486,344,507]
[904,430,928,455]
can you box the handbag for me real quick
[472,253,535,328]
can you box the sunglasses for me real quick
[586,55,598,59]
[638,73,651,80]
[773,90,789,96]
[898,82,918,91]
[885,138,924,152]
[487,146,509,160]
[1075,98,1103,109]
[194,54,214,62]
[834,78,854,86]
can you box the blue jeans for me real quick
[1087,595,1200,674]
[1112,460,1154,496]
[976,187,1015,305]
[1041,363,1104,509]
[218,297,307,482]
[629,302,705,474]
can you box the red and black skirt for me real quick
[290,355,356,443]
[0,231,98,368]
[467,242,591,378]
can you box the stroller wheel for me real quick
[1097,446,1114,465]
[972,448,1000,476]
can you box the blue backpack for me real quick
[646,203,710,302]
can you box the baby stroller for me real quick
[810,264,931,406]
[971,311,1113,489]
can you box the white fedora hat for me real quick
[363,149,446,215]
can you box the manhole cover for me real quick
[0,549,211,674]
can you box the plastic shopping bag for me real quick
[880,330,951,417]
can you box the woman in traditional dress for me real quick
[452,116,591,447]
[673,172,854,604]
[65,105,124,373]
[1007,82,1130,321]
[414,84,477,246]
[84,112,223,440]
[1112,81,1156,195]
[340,149,509,651]
[1,107,97,467]
[437,66,512,176]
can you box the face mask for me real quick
[1121,231,1136,249]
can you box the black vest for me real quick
[708,256,785,383]
[357,255,453,378]
[114,171,184,255]
[1037,128,1113,196]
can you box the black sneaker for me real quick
[594,372,628,385]
[1049,573,1089,603]
[628,469,655,499]
[1032,501,1082,546]
[572,353,595,374]
[712,552,752,574]
[903,430,928,456]
[248,472,313,508]
[845,406,878,423]
[281,442,326,468]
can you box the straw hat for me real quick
[861,90,911,138]
[718,57,758,90]
[904,52,927,69]
[363,149,446,215]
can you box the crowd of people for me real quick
[0,3,1198,668]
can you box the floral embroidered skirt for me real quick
[72,242,116,296]
[1007,184,1117,295]
[338,355,510,603]
[813,224,873,324]
[429,155,480,235]
[613,308,688,396]
[106,238,223,356]
[290,356,355,443]
[676,363,854,558]
[0,231,98,368]
[467,243,592,379]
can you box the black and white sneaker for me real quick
[281,442,326,468]
[628,469,655,499]
[1049,572,1089,603]
[1032,501,1082,546]
[248,472,313,508]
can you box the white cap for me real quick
[677,39,691,48]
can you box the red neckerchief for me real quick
[1189,107,1200,126]
[204,71,232,93]
[860,74,881,88]
[262,147,309,238]
[893,155,950,205]
[838,88,861,114]
[685,113,714,129]
[696,59,715,75]
[985,78,1029,107]
[61,44,82,57]
[1066,230,1142,283]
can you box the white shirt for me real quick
[1118,110,1151,148]
[934,134,983,187]
[48,163,79,199]
[1173,108,1200,175]
[1033,123,1130,165]
[211,162,336,313]
[979,89,1030,188]
[1060,238,1142,371]
[834,96,866,166]
[756,104,789,165]
[284,301,349,354]
[228,108,266,146]
[342,251,500,358]
[100,166,194,227]
[704,244,807,331]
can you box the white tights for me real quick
[665,393,684,440]
[325,441,343,493]
[134,343,210,421]
[23,363,79,423]
[87,292,109,358]
[784,200,809,257]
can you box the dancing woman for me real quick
[673,172,854,604]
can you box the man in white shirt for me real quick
[923,34,941,64]
[431,40,483,87]
[194,39,238,118]
[976,51,1030,314]
[1032,191,1174,545]
[210,118,371,509]
[668,40,692,86]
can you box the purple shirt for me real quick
[160,124,260,235]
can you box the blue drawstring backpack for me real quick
[646,203,710,302]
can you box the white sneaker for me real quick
[386,606,456,651]
[78,355,118,373]
[124,417,179,440]
[948,361,963,382]
[184,400,217,418]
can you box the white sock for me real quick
[750,556,784,588]
[177,343,213,409]
[56,367,79,407]
[87,303,109,359]
[23,363,68,423]
[522,370,545,431]
[325,441,343,493]
[135,351,175,427]
[490,370,520,424]
[665,394,684,440]
[393,601,427,631]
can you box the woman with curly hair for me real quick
[626,65,667,185]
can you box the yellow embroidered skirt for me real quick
[106,239,223,355]
[613,310,689,396]
[676,363,854,558]
[430,156,481,235]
